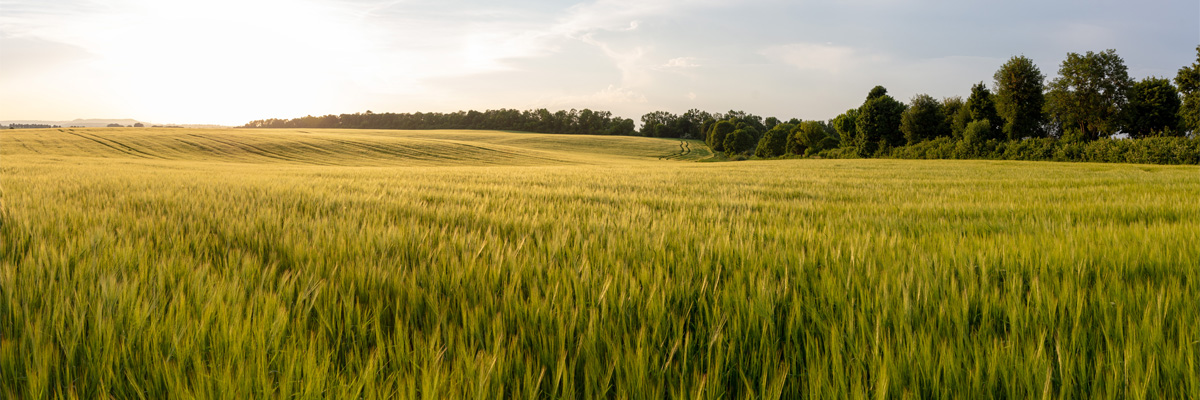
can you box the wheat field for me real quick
[1,128,1197,398]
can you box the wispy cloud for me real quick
[552,0,723,37]
[661,57,701,69]
[590,85,649,104]
[539,84,648,113]
[1,0,1194,124]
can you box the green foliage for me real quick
[764,116,780,131]
[867,85,888,100]
[699,118,717,141]
[889,136,957,159]
[966,83,1003,140]
[831,109,859,148]
[1038,136,1200,164]
[754,123,792,158]
[999,138,1059,161]
[724,127,758,156]
[1046,49,1134,141]
[1124,77,1182,138]
[855,86,906,156]
[1175,45,1200,134]
[959,119,994,157]
[994,55,1047,140]
[640,111,672,137]
[787,121,837,156]
[901,94,949,144]
[815,146,860,159]
[641,109,712,139]
[246,108,638,136]
[721,110,767,133]
[706,120,735,152]
[879,132,1199,165]
[942,96,969,139]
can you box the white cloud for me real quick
[578,33,652,87]
[661,57,700,69]
[547,0,736,89]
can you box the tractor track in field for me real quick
[322,138,442,162]
[9,128,707,166]
[187,134,312,164]
[433,140,571,164]
[4,137,42,154]
[171,138,238,158]
[85,132,167,159]
[659,141,693,160]
[320,137,558,165]
[62,130,163,159]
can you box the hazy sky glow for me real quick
[2,0,1197,125]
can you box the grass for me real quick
[1,127,1197,398]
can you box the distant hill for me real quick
[2,119,229,128]
[2,119,145,128]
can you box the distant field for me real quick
[1,127,710,166]
[1,128,1197,398]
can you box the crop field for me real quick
[1,127,1198,398]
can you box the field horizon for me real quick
[2,127,1197,398]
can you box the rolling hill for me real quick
[1,127,1197,398]
[1,127,711,166]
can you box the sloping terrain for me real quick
[2,127,1197,398]
[1,128,710,166]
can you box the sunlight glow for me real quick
[71,0,377,123]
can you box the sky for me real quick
[1,0,1197,126]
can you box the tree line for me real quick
[687,47,1199,164]
[244,108,637,136]
[244,47,1200,164]
[8,124,61,129]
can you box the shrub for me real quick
[724,128,758,156]
[1001,138,1057,161]
[817,147,860,159]
[755,124,792,158]
[707,120,735,152]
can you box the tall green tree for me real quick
[764,117,781,131]
[640,111,685,138]
[959,119,993,157]
[966,82,1003,141]
[789,121,838,155]
[1046,49,1133,141]
[867,85,888,100]
[831,109,859,148]
[942,96,968,139]
[609,118,636,136]
[707,120,735,152]
[754,123,793,158]
[900,94,949,144]
[699,117,717,141]
[723,110,766,133]
[1124,77,1182,137]
[855,86,906,156]
[724,127,758,156]
[994,55,1047,139]
[1176,45,1200,134]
